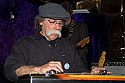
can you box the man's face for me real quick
[40,18,64,41]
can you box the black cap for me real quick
[38,3,70,20]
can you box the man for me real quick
[61,2,89,70]
[4,3,105,82]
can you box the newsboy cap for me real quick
[38,3,70,20]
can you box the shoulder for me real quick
[14,34,35,46]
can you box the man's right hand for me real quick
[15,61,64,76]
[37,61,64,74]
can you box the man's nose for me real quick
[55,24,62,30]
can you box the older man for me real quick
[4,3,106,82]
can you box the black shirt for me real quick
[4,29,88,82]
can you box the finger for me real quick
[91,69,99,74]
[107,71,112,75]
[38,64,62,74]
[49,61,62,68]
[49,61,63,72]
[48,66,62,73]
[92,67,105,71]
[91,67,106,74]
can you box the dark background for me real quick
[0,0,125,82]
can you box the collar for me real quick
[34,29,43,40]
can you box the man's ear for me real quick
[40,22,43,25]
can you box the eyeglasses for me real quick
[47,19,65,27]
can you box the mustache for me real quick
[46,30,62,38]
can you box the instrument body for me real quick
[17,74,125,83]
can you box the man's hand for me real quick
[91,67,111,75]
[91,67,105,74]
[36,61,64,74]
[15,61,64,76]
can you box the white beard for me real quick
[46,30,62,38]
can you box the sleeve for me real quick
[4,38,29,82]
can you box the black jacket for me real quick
[4,30,87,82]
